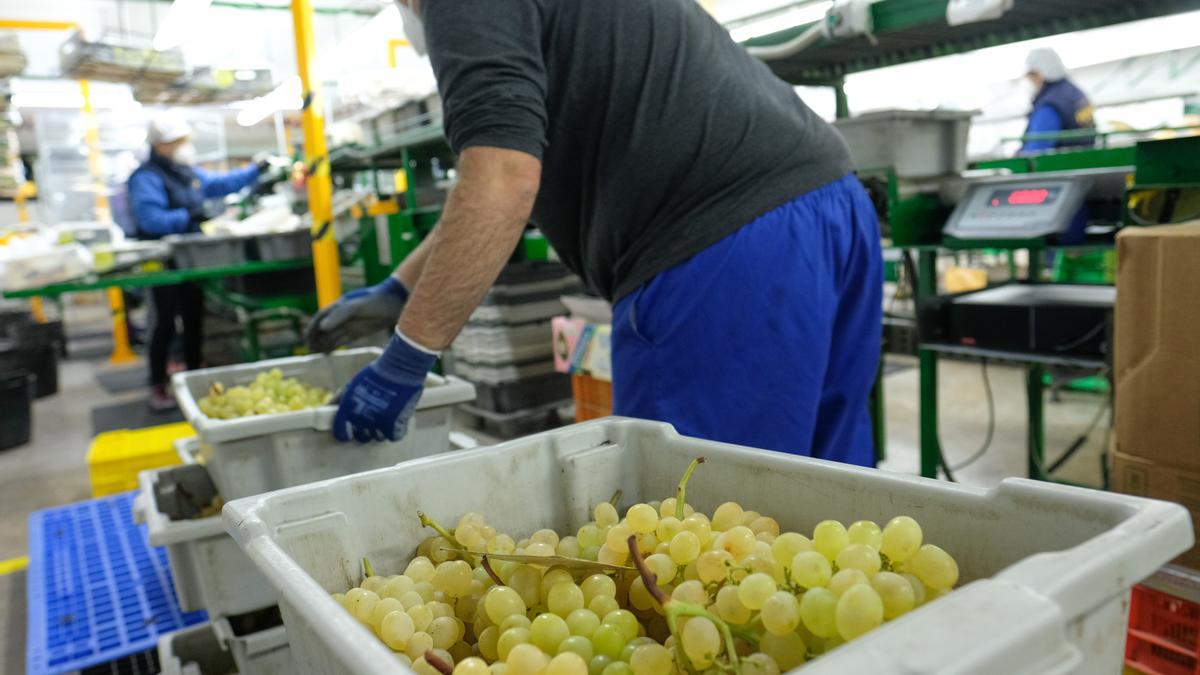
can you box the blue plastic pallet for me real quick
[26,491,208,675]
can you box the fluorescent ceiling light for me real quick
[236,76,302,127]
[729,2,831,42]
[154,0,214,51]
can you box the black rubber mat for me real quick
[90,399,183,435]
[94,368,147,394]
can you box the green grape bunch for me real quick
[197,368,332,419]
[332,459,961,675]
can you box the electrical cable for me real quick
[949,359,996,472]
[1053,322,1106,353]
[1046,397,1112,474]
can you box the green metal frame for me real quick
[1,259,311,299]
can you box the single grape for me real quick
[581,575,617,603]
[714,585,751,624]
[712,502,745,531]
[669,531,701,564]
[597,546,629,566]
[408,604,434,632]
[490,535,518,554]
[771,532,813,570]
[430,615,461,649]
[829,569,870,597]
[603,610,639,641]
[351,589,380,623]
[749,516,781,537]
[413,656,442,675]
[455,657,490,675]
[627,504,660,534]
[406,556,436,583]
[399,590,425,610]
[558,634,595,660]
[578,525,605,549]
[380,610,416,650]
[492,663,509,675]
[628,577,655,612]
[547,651,589,675]
[509,566,543,608]
[799,587,839,638]
[672,580,708,605]
[588,595,620,618]
[558,537,582,558]
[405,631,435,661]
[880,516,923,563]
[847,520,883,549]
[680,616,721,668]
[742,553,780,582]
[630,643,672,675]
[525,542,556,557]
[760,591,801,636]
[655,516,683,542]
[601,662,633,675]
[434,560,474,598]
[742,652,782,675]
[531,612,571,654]
[592,623,627,659]
[531,528,561,547]
[759,631,807,670]
[508,644,552,675]
[681,514,713,544]
[790,551,833,589]
[696,550,734,585]
[478,625,501,661]
[541,569,576,602]
[737,573,777,610]
[594,502,619,528]
[604,523,634,554]
[835,584,884,640]
[566,608,601,637]
[382,575,416,600]
[909,544,959,590]
[588,655,614,675]
[871,571,917,619]
[644,554,677,584]
[486,586,527,624]
[813,521,849,561]
[362,575,389,595]
[836,543,882,576]
[715,526,756,560]
[900,572,928,606]
[501,614,533,633]
[497,627,531,661]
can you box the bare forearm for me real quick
[398,147,541,349]
[393,226,436,289]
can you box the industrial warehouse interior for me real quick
[0,1,1198,674]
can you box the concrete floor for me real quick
[0,310,1111,671]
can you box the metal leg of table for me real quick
[1027,363,1047,480]
[870,360,887,464]
[919,348,940,478]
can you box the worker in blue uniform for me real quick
[305,0,882,467]
[127,112,267,410]
[1020,48,1096,155]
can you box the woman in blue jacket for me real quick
[127,112,263,410]
[1020,48,1096,155]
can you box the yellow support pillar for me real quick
[14,183,47,323]
[80,79,136,365]
[291,0,342,308]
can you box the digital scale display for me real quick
[986,186,1064,208]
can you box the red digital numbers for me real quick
[1007,188,1050,205]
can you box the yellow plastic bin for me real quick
[87,422,195,496]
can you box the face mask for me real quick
[397,2,428,57]
[173,142,198,166]
[1017,78,1038,102]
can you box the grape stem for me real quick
[480,555,504,585]
[674,457,706,520]
[424,649,454,675]
[628,534,741,675]
[362,557,375,578]
[417,511,478,566]
[609,490,623,507]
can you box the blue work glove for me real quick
[333,328,438,443]
[305,276,409,353]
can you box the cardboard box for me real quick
[1110,447,1200,569]
[1115,222,1200,470]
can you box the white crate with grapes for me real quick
[173,349,476,500]
[223,418,1192,675]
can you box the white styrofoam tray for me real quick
[159,618,293,675]
[173,349,476,500]
[134,465,276,617]
[223,418,1193,675]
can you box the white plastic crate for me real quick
[0,243,92,291]
[159,619,293,675]
[134,465,276,617]
[173,349,475,500]
[223,418,1193,675]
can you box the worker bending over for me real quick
[307,0,883,466]
[128,112,269,411]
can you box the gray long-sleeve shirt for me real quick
[424,0,853,301]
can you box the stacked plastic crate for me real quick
[447,261,583,437]
[134,350,474,674]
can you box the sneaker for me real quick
[149,384,177,412]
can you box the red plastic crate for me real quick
[1127,584,1200,675]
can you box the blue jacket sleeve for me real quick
[197,164,261,198]
[129,171,190,236]
[1020,105,1062,155]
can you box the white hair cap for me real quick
[147,111,192,145]
[1025,47,1069,82]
